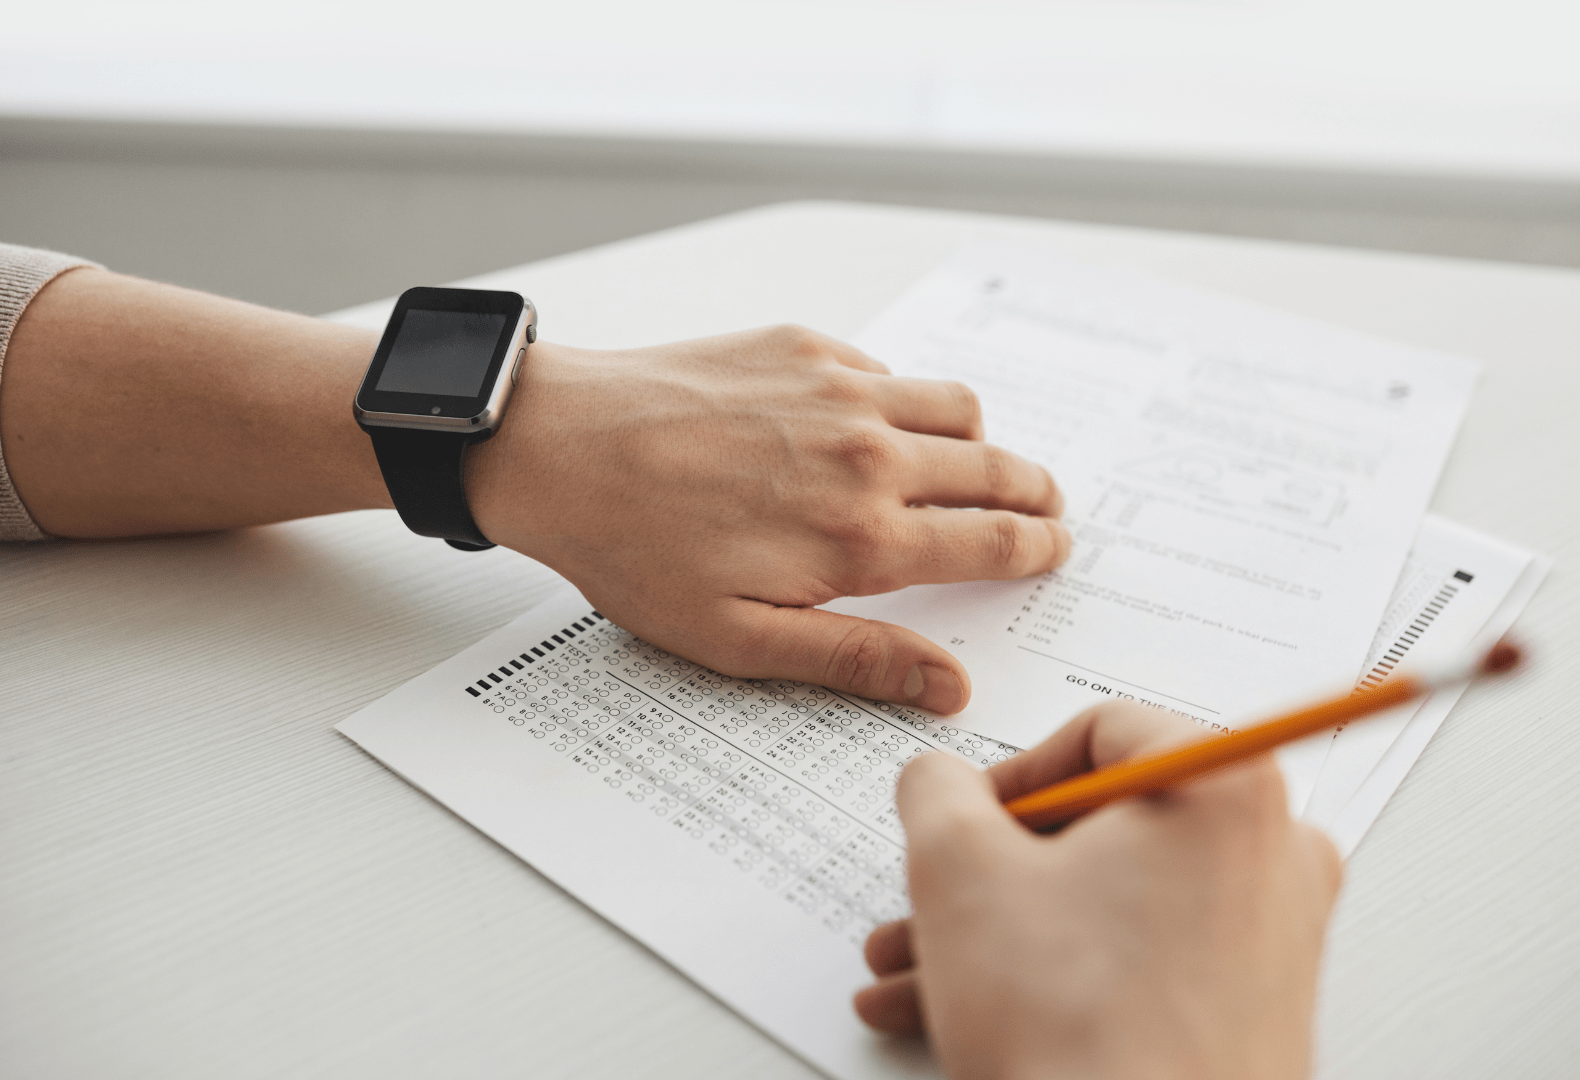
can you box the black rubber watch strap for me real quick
[366,427,495,551]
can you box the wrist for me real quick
[328,327,396,514]
[461,342,550,553]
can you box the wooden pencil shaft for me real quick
[1006,676,1422,827]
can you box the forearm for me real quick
[0,267,389,538]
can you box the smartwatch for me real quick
[353,286,537,551]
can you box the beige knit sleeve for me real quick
[0,243,103,541]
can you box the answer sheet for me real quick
[337,525,1544,1080]
[1301,518,1549,853]
[828,244,1481,806]
[340,587,1014,1080]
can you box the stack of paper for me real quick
[338,245,1549,1080]
[828,244,1551,848]
[1300,516,1547,852]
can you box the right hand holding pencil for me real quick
[854,702,1342,1080]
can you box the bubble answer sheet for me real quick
[336,540,1542,1080]
[826,244,1482,808]
[342,524,1542,1080]
[1298,515,1550,854]
[339,586,1016,1080]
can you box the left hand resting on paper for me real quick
[4,273,1070,714]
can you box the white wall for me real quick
[6,0,1576,314]
[5,0,1578,178]
[3,118,1576,316]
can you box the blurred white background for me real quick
[2,0,1577,311]
[6,0,1579,175]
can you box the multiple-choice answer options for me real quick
[449,602,1017,947]
[341,588,1019,1079]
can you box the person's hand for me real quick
[854,702,1343,1080]
[2,269,1062,714]
[468,326,1070,714]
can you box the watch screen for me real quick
[374,309,509,398]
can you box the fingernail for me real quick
[904,663,966,715]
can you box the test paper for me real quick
[1298,513,1539,824]
[827,244,1481,809]
[337,523,1543,1080]
[336,248,1537,1078]
[339,587,1015,1080]
[1311,542,1551,855]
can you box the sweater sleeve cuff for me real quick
[0,244,103,541]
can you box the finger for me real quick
[1087,700,1207,769]
[894,508,1072,584]
[863,918,914,977]
[1295,821,1346,902]
[720,602,971,714]
[853,972,924,1035]
[897,434,1063,518]
[895,751,1023,870]
[868,377,983,440]
[986,700,1206,803]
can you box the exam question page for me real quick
[831,245,1481,771]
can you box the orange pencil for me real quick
[1005,641,1523,831]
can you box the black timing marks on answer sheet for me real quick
[1022,563,1474,723]
[1353,570,1471,695]
[455,565,1475,703]
[463,610,607,697]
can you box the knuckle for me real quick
[981,444,1015,495]
[986,515,1027,572]
[817,503,892,550]
[768,323,825,360]
[814,370,871,408]
[947,381,983,425]
[1046,471,1066,516]
[830,425,899,482]
[826,622,894,697]
[818,511,905,594]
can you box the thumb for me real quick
[721,601,971,714]
[896,752,1024,887]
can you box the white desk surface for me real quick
[3,202,1576,1078]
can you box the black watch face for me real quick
[356,287,526,419]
